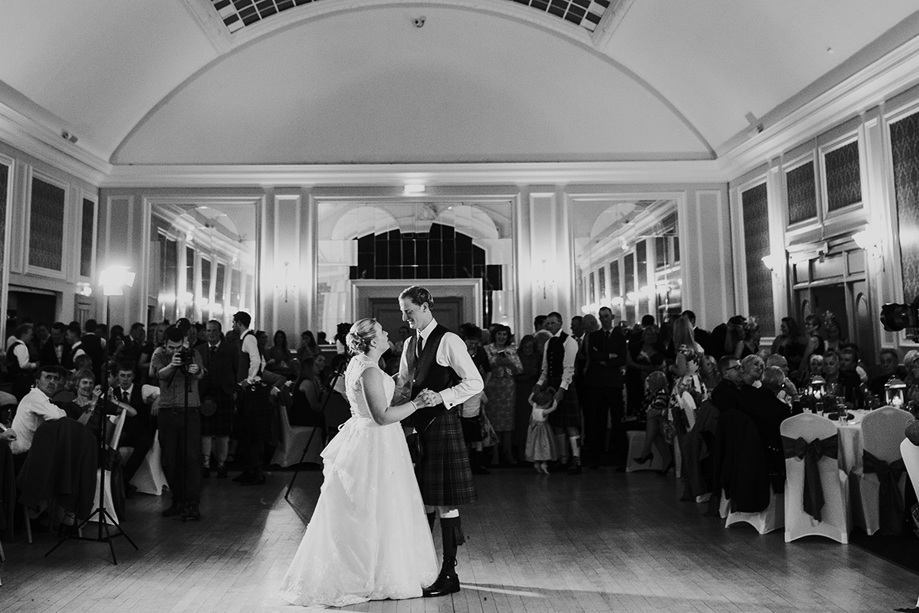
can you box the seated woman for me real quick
[265,330,296,380]
[288,355,327,427]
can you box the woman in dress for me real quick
[483,324,523,465]
[798,314,826,380]
[281,319,438,608]
[514,334,542,460]
[733,318,760,359]
[287,354,327,427]
[770,317,806,375]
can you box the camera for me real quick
[176,347,195,367]
[880,298,919,337]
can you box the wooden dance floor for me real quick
[1,466,915,612]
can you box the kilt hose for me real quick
[416,409,476,507]
[201,392,234,437]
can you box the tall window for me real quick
[80,198,95,277]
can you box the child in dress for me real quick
[526,388,557,474]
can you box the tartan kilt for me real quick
[548,384,582,428]
[201,392,234,436]
[416,409,476,507]
[235,385,278,445]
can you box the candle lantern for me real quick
[885,378,907,408]
[809,375,826,413]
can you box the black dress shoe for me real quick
[216,465,228,479]
[423,570,460,597]
[232,471,252,483]
[182,504,201,521]
[162,502,184,517]
[125,484,138,499]
[202,466,211,479]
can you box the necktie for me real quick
[416,334,424,359]
[120,388,128,403]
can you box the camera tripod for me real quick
[284,356,348,502]
[46,374,138,565]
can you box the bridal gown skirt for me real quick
[280,416,439,608]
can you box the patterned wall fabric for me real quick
[201,258,212,298]
[216,263,226,300]
[825,141,862,212]
[79,198,94,277]
[624,252,635,323]
[609,261,620,298]
[164,237,178,298]
[741,182,775,336]
[589,271,595,304]
[186,247,195,292]
[28,177,65,271]
[231,269,242,305]
[636,240,648,287]
[786,161,817,225]
[0,163,7,273]
[598,266,606,300]
[890,111,919,302]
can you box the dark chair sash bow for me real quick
[862,449,907,535]
[782,434,839,522]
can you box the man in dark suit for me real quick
[39,322,69,368]
[583,306,628,469]
[110,361,157,496]
[198,319,239,479]
[80,319,106,383]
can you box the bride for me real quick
[280,318,439,607]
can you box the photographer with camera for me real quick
[152,325,205,520]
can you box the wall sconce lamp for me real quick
[761,253,784,277]
[534,259,556,299]
[276,261,298,303]
[853,228,884,269]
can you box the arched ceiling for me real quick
[0,0,918,170]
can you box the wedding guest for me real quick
[525,388,557,475]
[483,325,522,466]
[199,321,238,479]
[513,334,542,460]
[535,312,582,474]
[869,348,906,399]
[10,365,67,455]
[770,317,806,374]
[7,323,38,400]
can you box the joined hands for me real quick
[413,389,442,409]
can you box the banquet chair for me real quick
[724,490,784,534]
[129,431,168,496]
[850,406,912,535]
[781,413,850,544]
[87,411,127,526]
[270,402,324,467]
[900,438,919,502]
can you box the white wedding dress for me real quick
[280,354,438,608]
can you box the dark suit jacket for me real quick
[584,327,627,387]
[80,333,105,382]
[118,383,155,437]
[38,339,68,367]
[199,341,239,397]
[694,327,712,353]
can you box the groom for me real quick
[398,285,484,598]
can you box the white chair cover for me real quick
[87,411,127,526]
[850,407,912,535]
[901,438,919,503]
[724,490,784,534]
[780,413,850,544]
[270,403,324,468]
[130,431,168,496]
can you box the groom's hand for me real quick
[422,389,444,407]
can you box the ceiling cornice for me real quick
[0,102,111,186]
[720,29,919,178]
[100,160,728,189]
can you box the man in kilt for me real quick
[232,311,271,486]
[398,286,483,598]
[198,320,239,479]
[534,311,584,474]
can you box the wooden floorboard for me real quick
[0,465,916,612]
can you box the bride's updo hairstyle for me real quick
[346,318,379,355]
